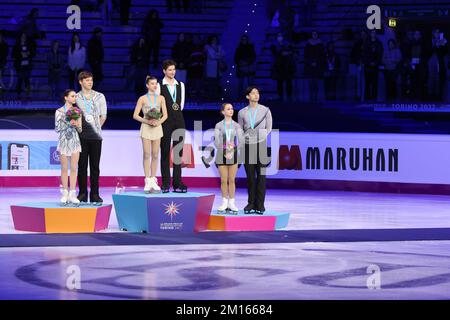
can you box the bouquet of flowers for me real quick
[65,106,82,122]
[145,108,162,121]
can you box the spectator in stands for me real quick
[205,35,226,101]
[13,32,35,98]
[130,37,150,98]
[167,0,189,13]
[87,27,104,89]
[19,8,44,54]
[234,34,256,97]
[382,39,402,101]
[278,0,295,41]
[99,0,113,25]
[350,30,368,101]
[409,30,427,100]
[399,30,415,99]
[271,32,296,102]
[324,41,340,100]
[299,0,316,27]
[142,10,164,70]
[304,31,325,102]
[0,31,8,90]
[187,34,205,99]
[363,29,383,101]
[120,0,132,25]
[68,32,86,91]
[427,29,448,101]
[172,32,192,85]
[47,40,64,101]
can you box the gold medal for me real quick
[172,102,180,111]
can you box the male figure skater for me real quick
[156,59,188,193]
[238,86,272,214]
[76,71,107,203]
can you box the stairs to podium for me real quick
[112,192,215,233]
[10,202,112,233]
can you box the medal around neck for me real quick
[86,114,94,123]
[172,102,180,111]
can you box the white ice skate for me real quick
[217,197,229,213]
[227,198,239,214]
[60,189,69,204]
[144,177,152,193]
[68,190,80,205]
[150,176,161,193]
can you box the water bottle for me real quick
[115,181,125,194]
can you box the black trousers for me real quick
[16,66,31,95]
[160,119,185,187]
[244,141,270,209]
[276,78,293,99]
[364,67,379,101]
[384,70,397,100]
[78,139,102,197]
[68,68,81,91]
[120,0,131,25]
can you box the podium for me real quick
[208,210,290,231]
[10,202,112,233]
[112,192,215,233]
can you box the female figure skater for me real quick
[55,89,82,204]
[214,102,244,213]
[133,75,168,193]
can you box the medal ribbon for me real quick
[223,120,233,144]
[248,105,258,129]
[167,84,177,103]
[146,92,158,110]
[81,93,93,115]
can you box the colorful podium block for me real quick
[112,192,215,233]
[208,211,290,231]
[10,202,112,233]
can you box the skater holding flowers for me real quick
[133,75,168,193]
[55,89,82,204]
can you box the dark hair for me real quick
[145,9,159,21]
[207,35,218,45]
[70,33,82,53]
[162,59,176,70]
[220,102,232,115]
[78,71,93,82]
[63,89,76,103]
[145,75,157,84]
[245,86,260,97]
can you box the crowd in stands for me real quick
[0,1,449,104]
[0,4,257,102]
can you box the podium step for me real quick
[112,192,215,233]
[208,211,290,231]
[10,202,112,233]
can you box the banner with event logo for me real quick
[1,130,450,184]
